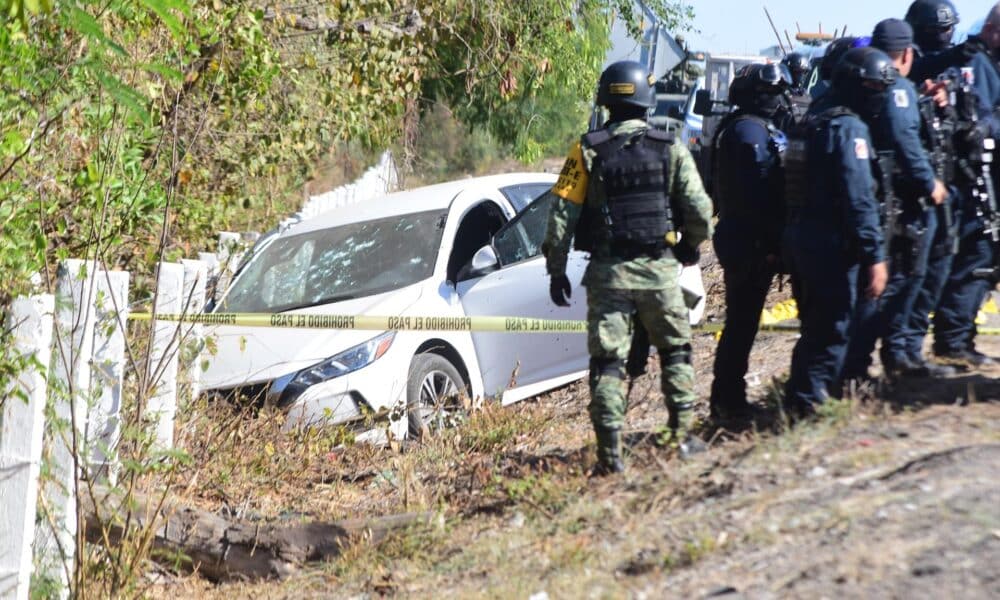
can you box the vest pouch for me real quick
[599,137,674,255]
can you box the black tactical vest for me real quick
[712,113,785,221]
[574,128,676,257]
[783,106,856,221]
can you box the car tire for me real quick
[406,353,468,438]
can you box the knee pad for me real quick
[589,357,625,386]
[658,344,693,367]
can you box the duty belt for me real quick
[606,241,672,260]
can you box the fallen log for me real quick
[80,485,433,582]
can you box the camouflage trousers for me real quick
[587,285,695,432]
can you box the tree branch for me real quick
[264,7,425,40]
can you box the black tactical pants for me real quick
[710,256,775,412]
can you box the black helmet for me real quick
[820,37,859,81]
[729,63,792,116]
[597,61,655,109]
[781,52,811,88]
[832,47,897,118]
[729,63,791,102]
[905,0,959,51]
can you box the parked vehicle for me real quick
[202,173,706,440]
[649,92,689,134]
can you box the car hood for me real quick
[201,285,425,390]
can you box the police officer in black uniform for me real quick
[784,47,891,414]
[782,52,812,94]
[842,19,953,382]
[709,64,790,423]
[782,52,814,121]
[906,0,1000,370]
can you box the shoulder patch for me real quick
[961,66,976,87]
[552,142,588,205]
[893,89,909,108]
[854,138,870,160]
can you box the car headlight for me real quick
[292,331,395,387]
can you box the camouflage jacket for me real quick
[542,119,714,290]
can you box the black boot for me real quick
[593,429,624,476]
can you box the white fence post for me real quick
[147,263,184,450]
[42,259,99,598]
[216,232,242,297]
[0,295,55,600]
[179,260,208,402]
[87,270,130,482]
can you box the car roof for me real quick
[289,172,558,235]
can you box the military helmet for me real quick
[832,47,897,117]
[728,63,792,112]
[781,52,811,83]
[597,61,655,109]
[905,0,959,29]
[833,47,896,89]
[905,0,959,50]
[820,37,859,81]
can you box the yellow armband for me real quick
[552,142,588,205]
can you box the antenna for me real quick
[764,6,787,55]
[785,30,795,51]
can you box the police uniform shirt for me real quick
[878,76,937,198]
[805,113,886,267]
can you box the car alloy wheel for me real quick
[406,353,467,438]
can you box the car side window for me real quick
[500,182,556,212]
[493,191,556,266]
[448,200,508,283]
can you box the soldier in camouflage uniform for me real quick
[542,61,714,475]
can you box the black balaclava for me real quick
[914,26,954,52]
[607,105,648,124]
[838,84,888,122]
[752,92,784,118]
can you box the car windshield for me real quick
[653,97,686,117]
[220,210,447,313]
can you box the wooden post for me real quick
[42,259,99,598]
[0,295,55,600]
[147,263,184,450]
[180,260,208,402]
[87,270,130,482]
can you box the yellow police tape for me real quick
[129,312,588,333]
[128,309,1000,337]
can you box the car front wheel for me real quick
[406,353,467,438]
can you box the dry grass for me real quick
[143,372,1000,599]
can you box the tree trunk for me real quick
[80,485,433,582]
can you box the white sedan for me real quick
[201,173,705,440]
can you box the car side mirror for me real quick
[458,245,500,281]
[693,89,713,116]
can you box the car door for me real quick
[457,191,589,399]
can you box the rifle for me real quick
[874,150,901,259]
[948,78,1000,282]
[918,89,960,255]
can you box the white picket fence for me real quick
[0,153,399,600]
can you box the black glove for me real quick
[549,274,572,307]
[673,242,700,266]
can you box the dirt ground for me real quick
[149,246,1000,600]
